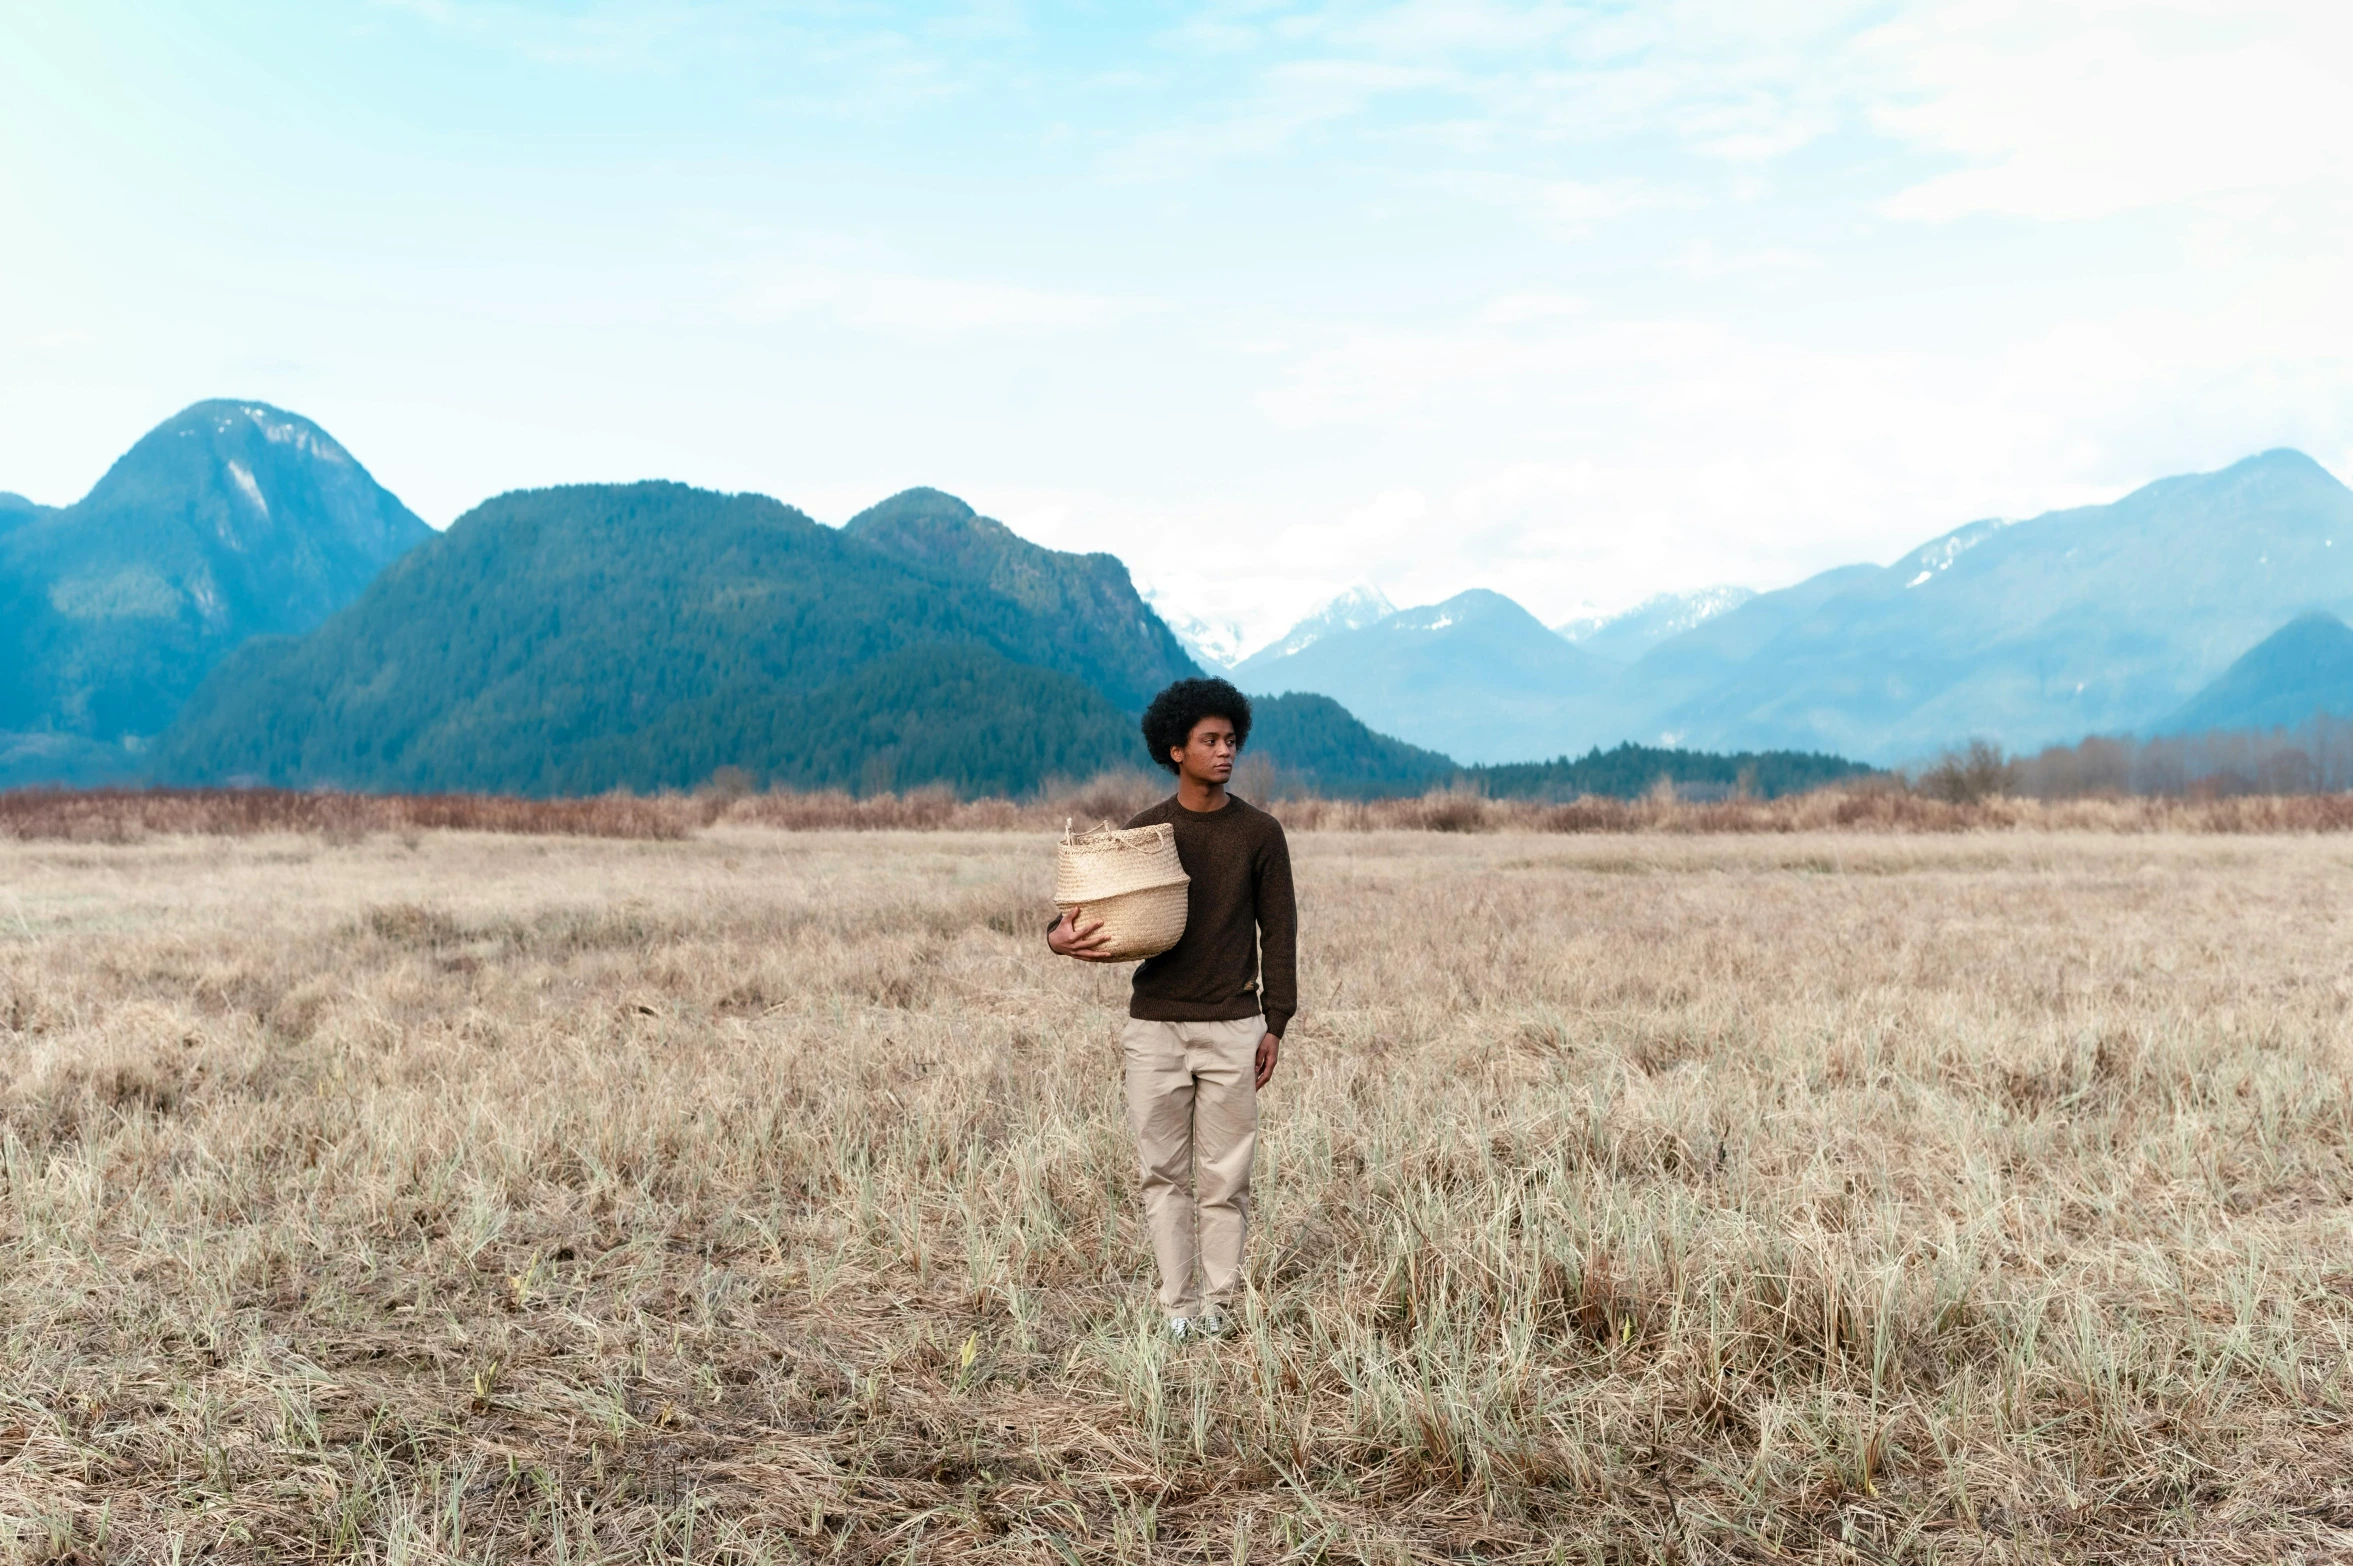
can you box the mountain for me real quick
[1254,585,1395,662]
[1152,583,1397,675]
[1144,591,1247,671]
[842,487,1198,708]
[155,481,1446,800]
[40,408,2340,788]
[0,400,432,782]
[1244,692,1458,797]
[1234,588,1621,763]
[1618,452,2353,761]
[2154,611,2353,735]
[1604,563,1884,753]
[1557,586,1757,661]
[1223,451,2353,766]
[156,483,1146,796]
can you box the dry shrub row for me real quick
[720,770,1172,833]
[12,777,2353,843]
[0,774,1178,844]
[0,787,702,843]
[1280,784,2353,834]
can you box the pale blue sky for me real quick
[6,1,2350,650]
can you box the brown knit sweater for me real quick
[1120,794,1297,1038]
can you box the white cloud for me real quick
[747,273,1127,333]
[1477,290,1588,326]
[1858,1,2353,222]
[1536,177,1649,224]
[369,0,723,71]
[1437,169,1669,229]
[1106,53,1457,178]
[1671,240,1817,279]
[1114,0,2351,223]
[1195,245,2353,632]
[16,0,2353,651]
[855,278,1117,332]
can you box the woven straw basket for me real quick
[1054,821,1190,961]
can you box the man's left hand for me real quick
[1255,1031,1280,1089]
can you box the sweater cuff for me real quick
[1263,1008,1291,1040]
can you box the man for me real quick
[1049,677,1296,1340]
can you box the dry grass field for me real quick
[6,819,2353,1562]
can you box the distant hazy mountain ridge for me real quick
[2155,611,2353,735]
[1896,517,2009,587]
[1555,586,1756,661]
[1235,587,1615,763]
[1637,451,2353,761]
[1222,449,2353,765]
[1259,585,1395,661]
[1148,596,1249,671]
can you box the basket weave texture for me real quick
[1054,822,1190,961]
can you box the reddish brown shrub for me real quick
[14,777,2353,841]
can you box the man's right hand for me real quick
[1048,908,1117,962]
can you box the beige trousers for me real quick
[1118,1015,1262,1319]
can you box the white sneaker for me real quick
[1196,1308,1232,1339]
[1165,1316,1193,1340]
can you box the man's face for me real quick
[1172,715,1238,785]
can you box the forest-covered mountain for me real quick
[1246,693,1457,797]
[0,401,432,785]
[155,483,1146,796]
[151,480,1471,799]
[0,401,1477,799]
[844,488,1197,709]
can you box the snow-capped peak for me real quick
[241,405,350,464]
[1555,585,1756,658]
[1901,517,2007,587]
[1263,583,1396,659]
[1141,588,1249,670]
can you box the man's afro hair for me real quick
[1141,678,1253,774]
